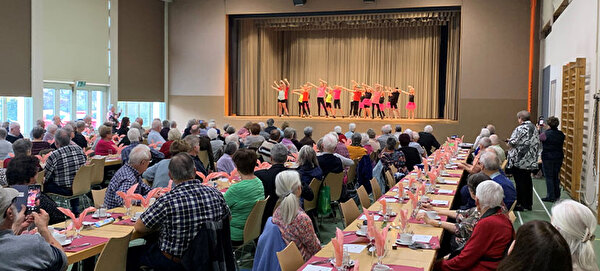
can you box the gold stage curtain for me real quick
[236,14,459,119]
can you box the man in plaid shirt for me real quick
[131,153,230,270]
[103,144,152,209]
[43,129,87,195]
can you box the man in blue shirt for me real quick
[480,150,517,210]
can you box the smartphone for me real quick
[26,185,41,214]
[12,185,28,212]
[539,119,544,125]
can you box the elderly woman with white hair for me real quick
[473,127,491,152]
[159,129,182,158]
[334,125,346,142]
[551,200,599,271]
[435,180,514,270]
[418,125,440,156]
[488,134,506,164]
[295,145,323,186]
[43,124,58,143]
[377,124,393,150]
[361,133,373,154]
[316,133,345,178]
[207,128,223,158]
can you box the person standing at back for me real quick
[539,116,565,202]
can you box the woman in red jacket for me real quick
[434,180,514,271]
[94,125,117,156]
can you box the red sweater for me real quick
[159,140,173,159]
[436,209,514,271]
[95,139,117,156]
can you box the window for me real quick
[0,97,32,135]
[43,84,107,129]
[117,101,166,127]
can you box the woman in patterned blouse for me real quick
[272,170,321,261]
[379,137,408,177]
[417,173,490,257]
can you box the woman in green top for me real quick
[224,149,265,245]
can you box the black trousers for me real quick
[542,158,563,200]
[317,97,328,116]
[512,168,533,209]
[372,103,384,118]
[350,101,359,116]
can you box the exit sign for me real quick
[75,81,86,87]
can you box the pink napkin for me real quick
[353,260,360,271]
[408,177,416,190]
[83,212,125,222]
[117,184,144,208]
[160,180,173,194]
[229,169,240,181]
[418,183,426,197]
[64,236,109,252]
[219,188,228,193]
[399,209,409,231]
[364,209,376,238]
[378,199,387,213]
[407,191,417,210]
[374,225,390,257]
[57,207,96,230]
[116,145,126,155]
[114,218,136,226]
[331,228,344,267]
[397,183,404,198]
[135,188,161,208]
[35,152,52,164]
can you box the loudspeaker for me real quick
[293,0,306,6]
[363,0,375,2]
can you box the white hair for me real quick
[360,133,369,145]
[275,170,301,225]
[349,123,356,131]
[381,124,392,134]
[167,129,182,141]
[208,122,216,128]
[480,128,490,137]
[479,151,500,170]
[258,122,266,129]
[424,125,433,133]
[322,133,338,152]
[225,134,239,146]
[334,126,342,134]
[207,128,218,140]
[552,200,598,271]
[47,124,58,133]
[152,119,161,130]
[489,134,500,145]
[127,128,141,142]
[475,180,504,209]
[411,131,419,141]
[128,144,151,166]
[9,122,20,129]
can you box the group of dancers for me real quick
[270,79,417,119]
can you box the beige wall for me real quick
[168,0,533,143]
[42,0,109,84]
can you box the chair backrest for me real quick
[356,185,371,209]
[94,230,133,271]
[508,200,517,213]
[324,172,345,202]
[390,165,398,175]
[346,160,358,185]
[340,199,360,227]
[501,159,508,171]
[370,178,382,200]
[276,241,305,271]
[90,158,106,186]
[243,196,269,244]
[304,178,321,212]
[72,164,95,196]
[91,188,107,208]
[384,170,395,191]
[36,170,45,189]
[198,150,210,168]
[369,151,378,164]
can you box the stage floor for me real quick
[225,115,458,124]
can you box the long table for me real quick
[304,152,468,271]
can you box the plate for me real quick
[60,239,72,246]
[329,259,355,267]
[395,239,415,246]
[355,230,367,237]
[92,212,111,219]
[130,217,138,222]
[377,211,397,216]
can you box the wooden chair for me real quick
[356,185,371,210]
[47,164,95,211]
[35,170,45,191]
[369,151,378,164]
[94,230,133,271]
[346,160,358,186]
[390,165,398,176]
[508,200,517,213]
[91,188,107,208]
[90,157,106,186]
[324,172,345,221]
[384,170,396,191]
[234,196,269,264]
[340,199,360,227]
[303,178,321,213]
[370,178,382,200]
[198,150,210,168]
[276,241,305,271]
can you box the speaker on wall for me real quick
[364,0,375,2]
[293,0,306,6]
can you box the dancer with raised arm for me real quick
[387,86,401,119]
[291,89,307,118]
[301,83,312,118]
[401,85,417,119]
[307,79,329,117]
[370,84,385,119]
[331,85,343,118]
[342,80,362,118]
[360,83,373,119]
[324,87,335,118]
[271,79,290,117]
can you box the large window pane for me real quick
[59,89,72,122]
[126,102,139,121]
[76,90,88,120]
[91,91,103,128]
[43,88,55,124]
[139,102,151,126]
[6,98,18,123]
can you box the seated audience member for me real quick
[295,145,323,186]
[6,122,24,143]
[317,133,345,178]
[198,136,216,172]
[334,126,346,142]
[434,181,514,271]
[116,117,130,146]
[3,139,31,167]
[181,119,197,139]
[299,126,315,147]
[345,123,356,139]
[52,116,62,128]
[143,140,190,188]
[367,128,380,151]
[379,137,408,175]
[479,151,516,209]
[272,171,321,261]
[132,153,232,270]
[498,220,572,271]
[347,132,367,160]
[224,149,265,245]
[263,118,277,135]
[31,127,51,155]
[207,128,224,159]
[159,128,181,159]
[459,172,489,210]
[134,117,146,135]
[245,123,265,149]
[44,129,86,196]
[551,200,599,271]
[217,142,237,174]
[399,133,421,170]
[410,131,426,157]
[281,128,298,153]
[361,133,373,154]
[458,137,491,174]
[6,155,64,225]
[258,130,281,163]
[332,132,350,159]
[82,116,95,136]
[35,119,46,129]
[43,124,58,143]
[0,187,67,270]
[418,125,441,156]
[486,124,496,135]
[418,173,488,256]
[160,119,170,140]
[0,128,13,159]
[316,137,354,167]
[148,119,166,147]
[377,124,393,150]
[121,128,164,165]
[104,145,153,209]
[94,125,117,156]
[488,134,506,164]
[183,135,208,176]
[72,121,88,149]
[393,124,403,139]
[473,127,491,152]
[258,122,269,140]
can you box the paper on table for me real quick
[343,244,367,253]
[443,180,458,185]
[431,200,449,205]
[437,189,454,194]
[302,265,333,271]
[359,214,381,220]
[384,198,397,203]
[412,235,433,243]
